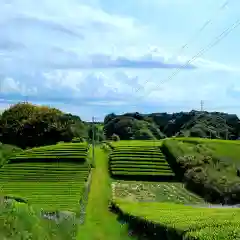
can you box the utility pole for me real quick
[92,116,95,166]
[200,100,204,112]
[225,118,228,140]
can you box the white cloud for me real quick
[0,0,240,120]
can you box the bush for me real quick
[72,137,85,143]
[111,134,120,141]
[161,139,240,204]
[111,200,240,240]
[0,143,22,166]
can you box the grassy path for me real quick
[77,146,134,240]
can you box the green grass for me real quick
[112,181,205,204]
[113,199,240,239]
[180,138,240,165]
[0,199,77,239]
[77,146,135,240]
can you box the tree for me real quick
[0,102,88,148]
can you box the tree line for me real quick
[1,102,240,149]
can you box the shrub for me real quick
[111,199,240,240]
[111,134,120,141]
[161,139,240,204]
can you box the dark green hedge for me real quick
[109,201,182,240]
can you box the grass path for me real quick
[77,146,134,240]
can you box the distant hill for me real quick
[103,110,240,140]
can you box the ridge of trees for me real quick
[1,102,240,149]
[103,111,240,140]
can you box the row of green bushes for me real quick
[161,139,240,204]
[109,144,174,181]
[8,143,89,164]
[0,163,90,210]
[110,199,240,240]
[0,143,91,211]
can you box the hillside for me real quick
[162,138,240,204]
[104,110,240,140]
[2,102,240,239]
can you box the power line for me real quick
[173,0,230,57]
[134,1,231,94]
[162,18,240,83]
[134,17,240,95]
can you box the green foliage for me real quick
[0,199,77,240]
[161,138,240,204]
[0,102,88,149]
[109,141,174,181]
[104,114,166,141]
[88,123,105,142]
[72,137,85,143]
[112,199,240,240]
[77,146,132,240]
[0,143,90,211]
[111,133,120,141]
[0,143,22,166]
[112,181,205,204]
[103,110,240,140]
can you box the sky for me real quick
[0,0,240,121]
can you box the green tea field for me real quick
[0,143,90,211]
[2,138,240,239]
[109,141,174,180]
[112,199,240,240]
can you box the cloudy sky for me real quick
[0,0,240,120]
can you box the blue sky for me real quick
[0,0,240,121]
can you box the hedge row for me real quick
[110,199,240,240]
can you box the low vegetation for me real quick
[2,102,240,239]
[77,146,133,240]
[111,199,240,240]
[0,198,77,240]
[0,143,22,166]
[112,181,205,204]
[109,141,174,181]
[161,138,240,204]
[0,143,90,211]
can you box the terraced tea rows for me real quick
[8,143,89,163]
[112,199,240,240]
[0,143,90,211]
[109,142,174,180]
